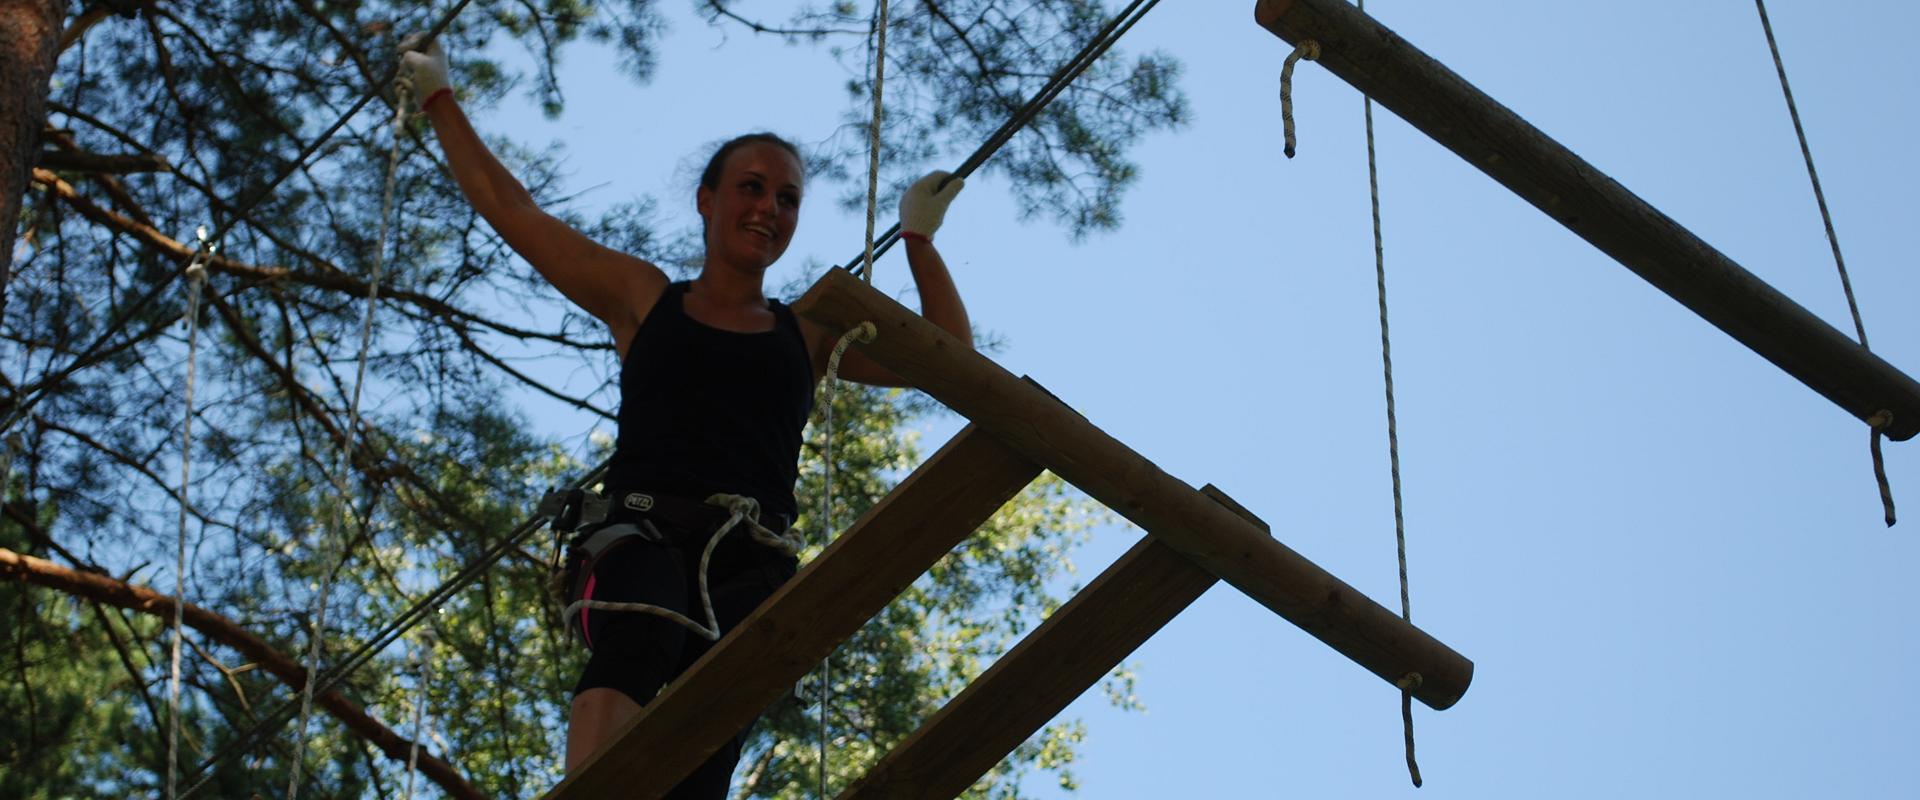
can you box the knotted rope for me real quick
[1280,40,1321,158]
[1753,0,1894,526]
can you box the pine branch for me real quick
[0,545,488,800]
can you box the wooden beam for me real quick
[794,269,1472,710]
[547,424,1041,799]
[1254,0,1920,441]
[839,486,1251,799]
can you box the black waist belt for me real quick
[543,488,791,539]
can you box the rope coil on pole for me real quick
[1752,0,1894,526]
[168,233,212,800]
[1280,40,1321,158]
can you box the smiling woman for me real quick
[399,35,974,798]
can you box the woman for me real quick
[402,38,973,794]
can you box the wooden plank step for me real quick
[837,485,1255,800]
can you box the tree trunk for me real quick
[0,0,64,317]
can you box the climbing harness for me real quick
[1752,0,1895,527]
[168,234,211,800]
[547,488,801,643]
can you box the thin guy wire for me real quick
[860,0,890,285]
[840,0,1162,278]
[285,79,412,800]
[168,251,209,800]
[1358,0,1420,785]
[1752,0,1894,526]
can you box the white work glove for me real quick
[899,170,964,240]
[398,34,452,110]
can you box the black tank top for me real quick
[606,281,815,521]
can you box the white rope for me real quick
[859,0,892,283]
[401,630,433,800]
[1751,0,1894,527]
[818,321,873,798]
[286,77,413,800]
[1357,0,1419,785]
[168,234,211,800]
[560,493,802,642]
[1279,39,1320,158]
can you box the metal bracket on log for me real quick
[1255,0,1920,440]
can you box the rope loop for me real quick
[1279,39,1321,158]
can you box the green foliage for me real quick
[3,0,1177,795]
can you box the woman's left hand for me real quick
[900,171,965,239]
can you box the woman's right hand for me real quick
[398,34,452,109]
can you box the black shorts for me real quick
[570,519,796,798]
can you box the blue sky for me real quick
[477,1,1919,796]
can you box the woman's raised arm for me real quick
[403,38,663,348]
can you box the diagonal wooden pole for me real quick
[795,269,1474,710]
[1253,0,1920,440]
[839,485,1254,800]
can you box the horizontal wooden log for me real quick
[548,424,1042,799]
[794,268,1472,709]
[0,547,485,800]
[1255,0,1920,440]
[839,486,1249,799]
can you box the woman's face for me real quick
[697,142,804,273]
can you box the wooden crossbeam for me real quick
[1255,0,1920,440]
[794,269,1473,709]
[547,425,1041,799]
[839,486,1255,799]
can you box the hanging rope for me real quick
[1279,40,1321,158]
[168,234,211,800]
[1752,0,1893,527]
[860,0,891,284]
[816,321,876,798]
[285,76,414,800]
[1353,0,1420,784]
[402,630,434,800]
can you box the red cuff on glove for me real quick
[900,231,931,244]
[420,87,453,112]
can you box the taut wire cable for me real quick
[840,0,1164,278]
[1751,0,1894,527]
[168,233,211,800]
